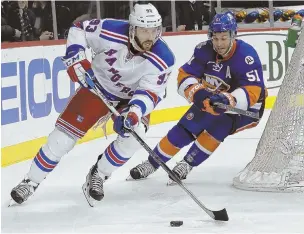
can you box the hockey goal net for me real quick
[233,28,304,192]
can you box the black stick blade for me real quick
[213,208,229,221]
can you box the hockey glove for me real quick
[203,92,236,115]
[113,105,142,137]
[62,49,95,88]
[185,83,212,110]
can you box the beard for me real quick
[141,40,153,50]
[135,37,153,51]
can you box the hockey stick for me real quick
[213,102,260,120]
[86,77,229,221]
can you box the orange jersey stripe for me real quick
[242,86,262,106]
[177,68,197,87]
[196,131,220,153]
[184,83,206,103]
[159,136,180,157]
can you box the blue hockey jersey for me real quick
[177,39,267,112]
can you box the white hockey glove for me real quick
[62,49,95,88]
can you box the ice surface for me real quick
[2,111,304,233]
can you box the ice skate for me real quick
[167,160,193,186]
[82,164,105,207]
[127,160,157,181]
[10,177,39,206]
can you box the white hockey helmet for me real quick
[129,3,162,51]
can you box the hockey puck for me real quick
[170,221,183,227]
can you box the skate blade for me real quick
[82,183,96,207]
[125,175,148,181]
[125,175,134,181]
[8,199,17,207]
[166,179,177,186]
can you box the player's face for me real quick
[135,26,160,51]
[212,32,232,56]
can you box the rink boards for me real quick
[1,28,293,167]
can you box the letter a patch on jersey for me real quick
[226,66,231,79]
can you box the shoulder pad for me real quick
[234,40,262,71]
[193,40,213,61]
[236,40,259,58]
[100,19,129,45]
[196,41,208,49]
[142,38,175,72]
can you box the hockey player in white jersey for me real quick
[10,3,175,205]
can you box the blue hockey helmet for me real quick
[208,13,237,39]
[273,9,284,21]
[296,9,304,17]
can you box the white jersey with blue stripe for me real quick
[66,18,175,116]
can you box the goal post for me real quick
[233,27,304,192]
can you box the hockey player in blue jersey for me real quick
[10,3,175,205]
[129,12,267,182]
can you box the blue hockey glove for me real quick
[203,92,236,115]
[184,83,212,110]
[113,106,142,137]
[193,88,212,110]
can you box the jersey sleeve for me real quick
[177,41,209,100]
[128,40,175,116]
[129,67,173,116]
[231,46,266,110]
[65,19,109,55]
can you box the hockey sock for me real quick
[184,130,220,167]
[97,141,130,176]
[28,147,59,184]
[27,128,77,184]
[148,124,194,168]
[148,136,180,168]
